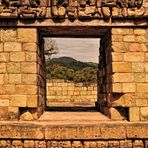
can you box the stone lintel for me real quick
[0,18,148,27]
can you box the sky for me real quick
[45,38,100,63]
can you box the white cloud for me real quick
[48,38,100,63]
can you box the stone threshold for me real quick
[0,121,147,140]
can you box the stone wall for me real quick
[0,139,147,147]
[0,28,46,121]
[46,79,97,105]
[0,121,147,147]
[98,28,148,121]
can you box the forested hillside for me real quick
[46,57,98,83]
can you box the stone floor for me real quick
[39,102,110,124]
[39,111,110,124]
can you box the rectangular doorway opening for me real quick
[44,37,100,112]
[38,27,111,122]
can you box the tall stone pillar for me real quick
[98,28,148,121]
[0,28,46,120]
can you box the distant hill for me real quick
[50,57,97,70]
[46,56,98,83]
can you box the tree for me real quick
[44,38,58,60]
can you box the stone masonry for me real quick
[98,28,148,121]
[0,28,46,121]
[46,79,97,105]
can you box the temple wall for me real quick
[46,79,97,105]
[98,28,148,121]
[0,28,45,120]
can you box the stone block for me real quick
[0,43,3,52]
[15,85,37,95]
[134,73,145,82]
[0,140,11,147]
[0,99,9,107]
[119,140,132,148]
[140,107,148,121]
[18,28,37,43]
[112,35,123,42]
[24,140,35,148]
[8,107,19,120]
[128,43,145,52]
[136,99,148,107]
[145,53,148,61]
[97,141,108,148]
[23,43,37,52]
[136,35,147,43]
[22,74,37,84]
[122,83,136,93]
[112,62,132,72]
[145,62,148,72]
[112,73,134,83]
[7,63,21,74]
[21,63,37,74]
[0,123,44,139]
[1,29,17,42]
[124,94,136,106]
[26,95,38,107]
[108,141,119,147]
[83,141,97,148]
[134,29,147,35]
[100,124,126,139]
[112,28,133,35]
[0,74,4,84]
[132,62,144,72]
[112,42,128,53]
[4,42,22,52]
[10,95,27,107]
[110,107,125,120]
[139,43,148,52]
[129,107,140,121]
[112,83,122,92]
[59,141,71,148]
[47,141,59,147]
[112,52,123,61]
[10,52,25,62]
[133,140,144,148]
[4,84,15,95]
[0,107,8,120]
[127,123,148,138]
[146,74,148,82]
[72,141,83,148]
[0,53,9,62]
[124,52,144,62]
[136,83,148,92]
[12,140,23,147]
[8,74,21,84]
[123,35,136,42]
[0,63,6,73]
[25,52,37,62]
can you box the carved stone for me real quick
[0,0,146,18]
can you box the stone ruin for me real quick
[0,0,147,146]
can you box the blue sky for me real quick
[45,38,100,63]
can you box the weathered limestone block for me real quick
[83,141,97,148]
[18,28,37,43]
[133,140,144,148]
[140,107,148,121]
[129,107,140,121]
[72,141,83,148]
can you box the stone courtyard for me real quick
[0,0,148,147]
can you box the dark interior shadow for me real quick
[46,106,97,112]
